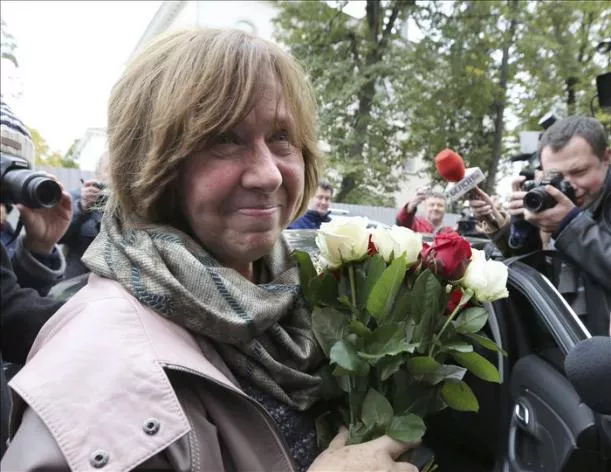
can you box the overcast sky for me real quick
[1,1,162,154]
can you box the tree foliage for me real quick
[274,0,419,205]
[30,128,79,169]
[273,0,610,200]
[1,18,18,67]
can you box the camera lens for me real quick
[524,187,555,213]
[29,177,62,208]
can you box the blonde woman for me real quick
[2,29,418,471]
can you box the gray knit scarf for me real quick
[82,213,324,410]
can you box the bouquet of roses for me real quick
[294,217,509,450]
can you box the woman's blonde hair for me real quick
[106,28,320,226]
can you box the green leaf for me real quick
[356,255,386,310]
[407,357,468,385]
[440,381,479,412]
[392,379,438,417]
[349,320,372,338]
[440,339,474,353]
[358,323,416,361]
[293,250,319,305]
[312,306,350,356]
[407,357,441,376]
[411,270,445,352]
[318,271,339,307]
[411,270,444,325]
[464,333,508,356]
[450,351,501,383]
[387,284,413,323]
[330,340,370,375]
[453,307,488,334]
[361,388,394,427]
[386,414,426,443]
[366,256,408,321]
[347,422,376,445]
[378,355,405,381]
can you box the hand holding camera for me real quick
[509,169,578,234]
[406,185,431,213]
[79,180,106,212]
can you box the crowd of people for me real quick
[0,26,609,471]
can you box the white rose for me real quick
[316,217,370,269]
[371,226,422,265]
[461,249,509,302]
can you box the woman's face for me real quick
[180,76,305,277]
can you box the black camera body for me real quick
[0,152,62,208]
[521,170,576,213]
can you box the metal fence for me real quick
[329,202,462,228]
[38,166,96,193]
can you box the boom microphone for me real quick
[435,149,499,230]
[564,336,611,415]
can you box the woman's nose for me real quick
[242,142,282,192]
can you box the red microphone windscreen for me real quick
[435,149,465,182]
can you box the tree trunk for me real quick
[336,78,376,202]
[566,76,578,115]
[485,0,518,193]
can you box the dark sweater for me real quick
[287,210,331,230]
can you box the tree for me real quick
[30,128,79,169]
[1,18,18,67]
[512,1,611,128]
[273,0,419,205]
[398,1,519,193]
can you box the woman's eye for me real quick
[271,130,290,142]
[215,133,240,145]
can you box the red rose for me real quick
[420,231,472,281]
[367,234,378,257]
[446,288,463,315]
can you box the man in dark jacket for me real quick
[288,180,333,229]
[502,116,610,335]
[59,152,108,278]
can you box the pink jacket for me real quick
[2,274,296,471]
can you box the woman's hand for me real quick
[468,187,507,227]
[308,427,420,472]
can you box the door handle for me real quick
[514,401,530,426]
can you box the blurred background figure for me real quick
[396,186,453,233]
[288,179,333,229]
[58,151,108,278]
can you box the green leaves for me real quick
[464,332,508,356]
[362,388,394,427]
[330,340,370,376]
[358,323,416,362]
[440,381,479,412]
[454,307,488,334]
[367,256,408,321]
[450,351,501,383]
[312,307,350,357]
[386,414,426,443]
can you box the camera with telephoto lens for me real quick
[521,169,576,213]
[1,152,62,208]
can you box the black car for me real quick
[50,229,610,471]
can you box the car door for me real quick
[492,261,609,472]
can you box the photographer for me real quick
[1,99,72,455]
[476,116,610,335]
[59,151,108,278]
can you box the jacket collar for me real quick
[10,274,241,472]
